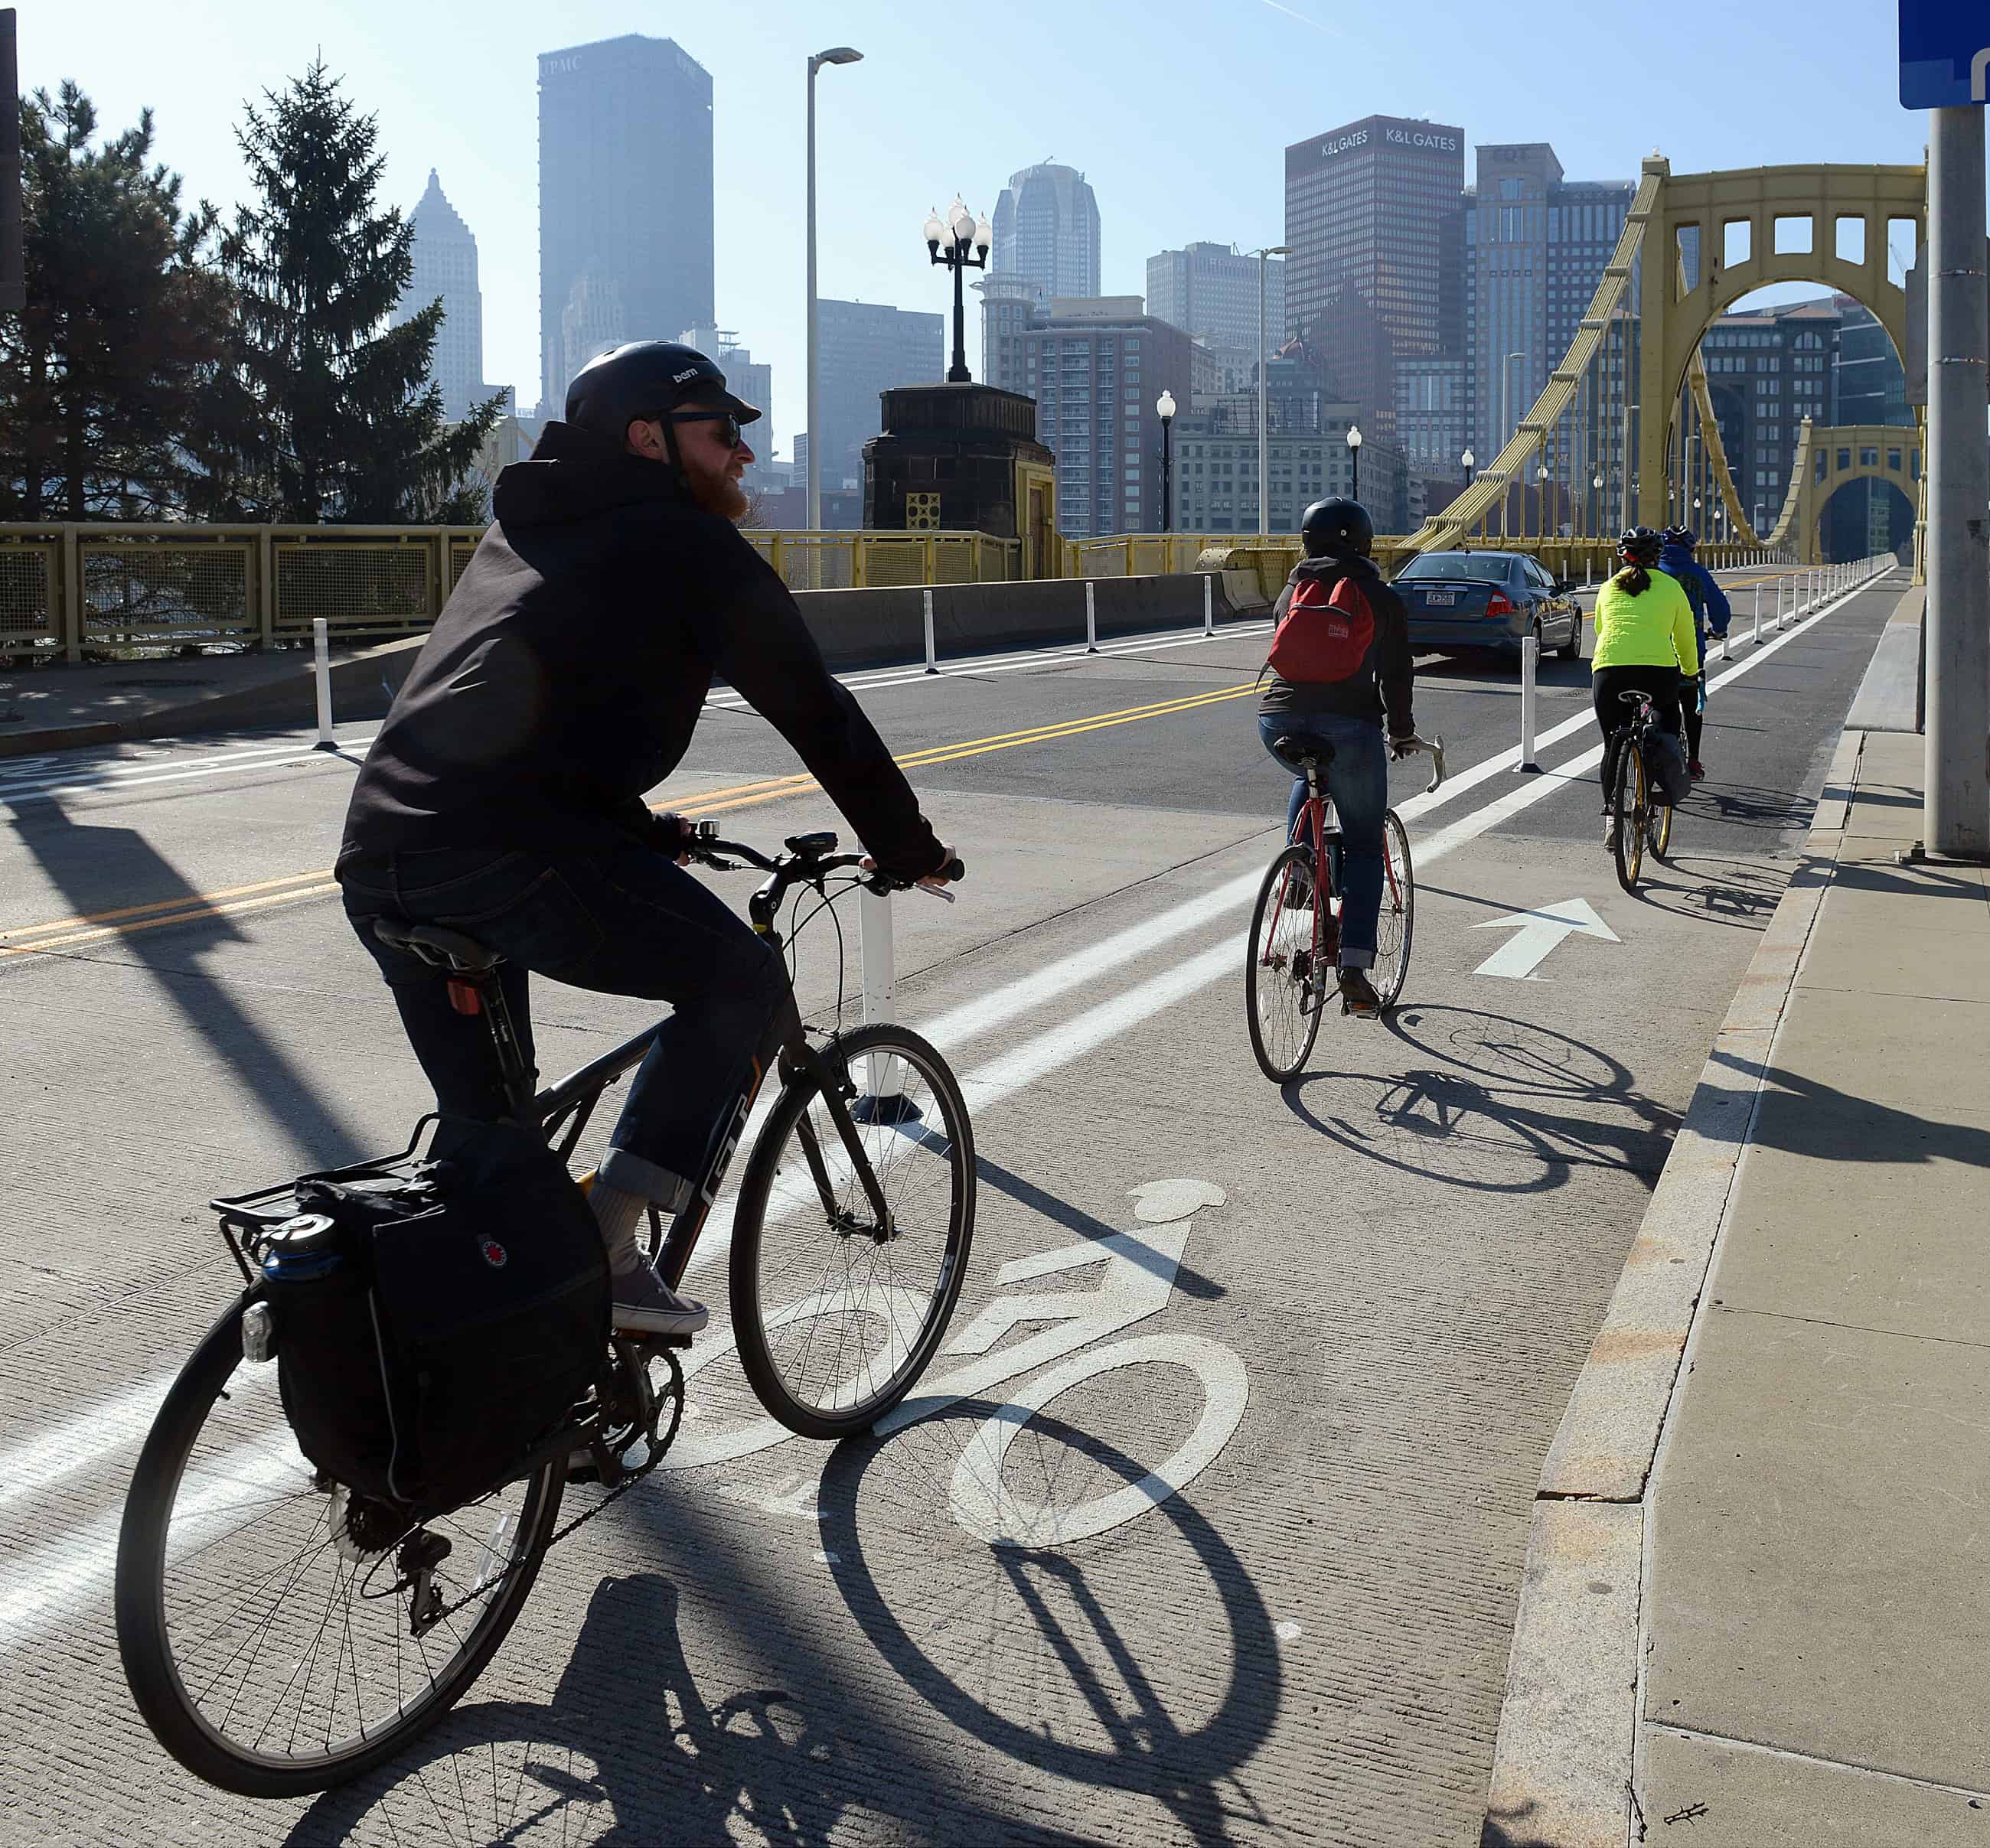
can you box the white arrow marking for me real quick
[1470,898,1620,981]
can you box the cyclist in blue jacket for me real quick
[1658,527,1731,780]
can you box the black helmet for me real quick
[1660,524,1695,549]
[1300,497,1373,559]
[563,341,763,444]
[1619,526,1664,565]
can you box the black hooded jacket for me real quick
[339,423,942,875]
[1258,551,1415,735]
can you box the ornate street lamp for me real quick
[925,197,990,384]
[1461,447,1475,487]
[1156,389,1177,533]
[1537,460,1550,538]
[1346,422,1363,504]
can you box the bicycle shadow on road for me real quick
[279,1569,1108,1848]
[1280,1005,1680,1193]
[1615,852,1789,931]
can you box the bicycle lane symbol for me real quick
[661,1178,1248,1548]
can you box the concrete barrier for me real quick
[1845,582,1925,734]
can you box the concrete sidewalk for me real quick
[1485,725,1990,1846]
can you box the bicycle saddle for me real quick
[1270,734,1336,771]
[374,917,502,973]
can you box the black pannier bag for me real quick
[262,1123,610,1513]
[1642,727,1694,806]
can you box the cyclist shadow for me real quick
[278,1569,1107,1847]
[1281,1004,1680,1193]
[1614,851,1788,930]
[814,1403,1285,1848]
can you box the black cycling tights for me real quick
[1682,675,1706,761]
[1592,666,1683,802]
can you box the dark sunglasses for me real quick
[664,409,747,450]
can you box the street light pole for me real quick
[1346,422,1362,505]
[925,197,990,383]
[1253,245,1290,536]
[1157,389,1176,533]
[805,46,862,534]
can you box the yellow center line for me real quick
[2,680,1261,955]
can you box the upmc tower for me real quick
[538,35,714,418]
[1284,116,1464,441]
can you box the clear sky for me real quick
[21,0,1948,457]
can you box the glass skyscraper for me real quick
[395,171,493,424]
[990,165,1101,311]
[1283,116,1465,439]
[537,35,713,417]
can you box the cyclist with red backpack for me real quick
[1258,497,1417,1019]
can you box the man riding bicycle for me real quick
[337,341,956,1339]
[1657,526,1730,779]
[1257,497,1416,1020]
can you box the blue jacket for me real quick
[1658,542,1731,652]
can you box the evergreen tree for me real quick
[0,84,237,520]
[217,60,500,523]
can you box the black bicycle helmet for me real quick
[1299,497,1374,559]
[1619,526,1663,565]
[563,341,762,443]
[1660,523,1695,549]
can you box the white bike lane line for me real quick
[0,580,1875,1635]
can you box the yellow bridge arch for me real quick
[1763,420,1923,565]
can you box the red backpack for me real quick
[1265,570,1375,684]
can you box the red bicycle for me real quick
[1245,732,1445,1081]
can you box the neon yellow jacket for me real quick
[1591,569,1700,676]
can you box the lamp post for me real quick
[1156,389,1177,533]
[1537,461,1550,539]
[1462,447,1475,487]
[925,197,990,384]
[1346,422,1362,504]
[1591,468,1604,542]
[1251,245,1290,536]
[805,45,862,534]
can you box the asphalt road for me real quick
[0,568,1902,1848]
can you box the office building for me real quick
[810,300,944,491]
[1463,145,1633,468]
[1395,354,1470,477]
[539,34,713,416]
[1147,243,1287,356]
[990,163,1101,310]
[976,272,1039,396]
[396,171,501,423]
[1284,115,1465,438]
[1699,300,1840,536]
[1172,395,1410,536]
[1020,298,1193,537]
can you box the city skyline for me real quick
[24,0,1933,464]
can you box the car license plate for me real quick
[1425,590,1457,606]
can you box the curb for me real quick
[1480,722,1867,1846]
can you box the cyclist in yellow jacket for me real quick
[1590,526,1699,844]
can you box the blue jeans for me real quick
[340,845,786,1207]
[1258,712,1388,970]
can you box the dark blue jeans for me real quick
[1258,712,1388,970]
[340,845,785,1207]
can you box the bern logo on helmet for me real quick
[672,367,701,383]
[478,1237,507,1269]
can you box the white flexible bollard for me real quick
[923,586,937,675]
[1752,585,1761,647]
[1518,631,1541,773]
[856,886,905,1112]
[1085,579,1098,653]
[312,618,334,748]
[1202,572,1215,638]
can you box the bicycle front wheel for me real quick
[1370,810,1417,1011]
[1245,844,1324,1082]
[1611,737,1646,892]
[730,1023,975,1441]
[116,1298,564,1798]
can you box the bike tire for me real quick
[116,1296,564,1798]
[1611,736,1646,893]
[1370,810,1416,1012]
[1648,794,1674,862]
[730,1022,975,1442]
[1245,844,1324,1083]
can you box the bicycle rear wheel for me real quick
[1611,736,1646,892]
[1245,844,1324,1082]
[730,1022,975,1441]
[1647,792,1674,862]
[116,1298,563,1797]
[1370,810,1416,1011]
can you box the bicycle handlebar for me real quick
[687,821,964,901]
[1394,732,1447,794]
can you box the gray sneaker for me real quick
[611,1260,709,1338]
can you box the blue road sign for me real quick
[1900,0,1990,108]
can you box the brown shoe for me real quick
[1337,967,1382,1018]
